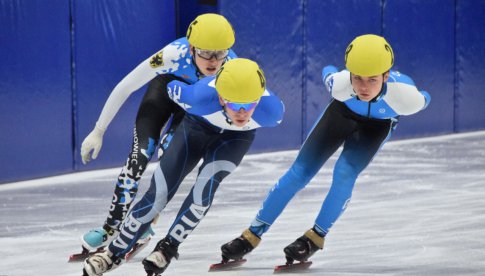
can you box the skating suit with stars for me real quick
[102,37,237,228]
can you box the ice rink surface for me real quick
[1,131,484,276]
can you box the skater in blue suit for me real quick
[83,58,285,275]
[220,34,431,265]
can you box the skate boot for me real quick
[283,229,324,264]
[124,225,156,261]
[139,225,155,243]
[83,249,122,276]
[69,224,120,262]
[142,237,179,275]
[221,229,261,262]
[81,224,119,251]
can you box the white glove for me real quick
[80,125,106,164]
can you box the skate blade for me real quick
[125,237,151,262]
[274,261,312,273]
[68,247,104,262]
[209,259,247,271]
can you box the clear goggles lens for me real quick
[223,99,259,112]
[195,48,229,60]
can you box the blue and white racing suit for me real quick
[109,75,285,257]
[249,66,431,237]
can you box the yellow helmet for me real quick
[215,58,266,103]
[186,13,235,50]
[345,34,394,76]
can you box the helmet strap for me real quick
[191,47,204,79]
[221,106,233,125]
[349,73,360,100]
[371,82,386,102]
[372,72,389,102]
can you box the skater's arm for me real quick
[81,41,188,164]
[251,88,285,127]
[384,72,431,115]
[96,44,186,131]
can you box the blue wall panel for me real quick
[220,0,304,152]
[0,0,72,183]
[2,1,485,184]
[74,0,176,171]
[176,0,218,37]
[304,0,382,138]
[384,0,455,138]
[455,0,485,131]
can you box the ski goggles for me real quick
[194,48,229,61]
[223,99,259,112]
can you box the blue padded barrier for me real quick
[74,0,176,171]
[455,0,485,131]
[2,0,485,183]
[220,0,304,152]
[176,0,218,37]
[0,0,72,183]
[383,0,455,138]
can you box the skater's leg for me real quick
[282,117,393,263]
[249,101,354,237]
[108,117,205,259]
[84,117,201,274]
[106,74,184,228]
[144,129,255,273]
[220,101,355,261]
[81,76,177,252]
[314,118,393,235]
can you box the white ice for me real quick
[1,131,484,275]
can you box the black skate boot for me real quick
[283,229,324,264]
[221,229,261,262]
[142,238,179,275]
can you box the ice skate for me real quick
[125,225,156,261]
[208,229,260,271]
[81,224,119,251]
[83,249,122,276]
[220,229,260,261]
[142,237,179,275]
[273,229,323,273]
[69,224,119,262]
[283,229,324,263]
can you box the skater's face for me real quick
[191,46,227,76]
[350,72,389,102]
[219,96,258,127]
